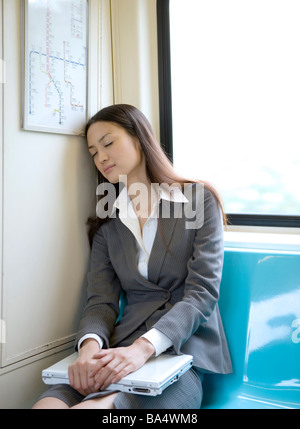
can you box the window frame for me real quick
[156,0,300,228]
[156,0,173,162]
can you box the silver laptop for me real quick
[42,352,193,396]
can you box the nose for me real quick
[95,147,108,164]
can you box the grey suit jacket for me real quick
[75,186,232,375]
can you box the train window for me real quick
[157,0,300,227]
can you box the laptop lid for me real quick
[106,354,193,396]
[42,352,78,385]
[42,352,193,396]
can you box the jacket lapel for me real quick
[114,216,156,288]
[147,200,182,285]
[114,201,183,287]
[114,216,139,270]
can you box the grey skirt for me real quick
[37,367,204,409]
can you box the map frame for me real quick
[21,0,89,136]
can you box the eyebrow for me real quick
[88,133,112,150]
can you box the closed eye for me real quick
[104,142,113,147]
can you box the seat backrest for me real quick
[242,253,300,402]
[203,248,300,406]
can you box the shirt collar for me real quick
[158,183,189,204]
[113,183,188,216]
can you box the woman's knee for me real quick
[70,392,118,409]
[32,397,70,409]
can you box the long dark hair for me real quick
[85,104,226,246]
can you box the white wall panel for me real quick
[110,0,160,139]
[0,0,97,367]
[0,0,158,408]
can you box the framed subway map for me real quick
[22,0,88,135]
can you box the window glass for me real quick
[170,0,300,215]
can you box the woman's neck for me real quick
[126,178,157,231]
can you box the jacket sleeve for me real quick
[152,187,224,353]
[74,225,122,350]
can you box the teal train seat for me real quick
[202,248,300,409]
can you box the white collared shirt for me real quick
[79,184,189,356]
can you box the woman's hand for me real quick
[68,339,101,396]
[91,338,155,391]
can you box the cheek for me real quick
[130,143,143,165]
[119,144,141,169]
[130,152,143,171]
[93,158,104,173]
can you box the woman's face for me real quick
[87,121,146,185]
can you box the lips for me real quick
[103,164,115,174]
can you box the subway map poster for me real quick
[23,0,88,135]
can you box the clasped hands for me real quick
[68,338,155,397]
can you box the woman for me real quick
[33,104,232,409]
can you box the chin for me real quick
[105,175,120,185]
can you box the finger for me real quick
[103,365,128,387]
[69,365,83,394]
[95,359,129,390]
[102,362,135,390]
[89,353,114,377]
[68,364,74,387]
[74,364,88,395]
[79,363,89,393]
[92,349,113,360]
[94,359,119,387]
[93,349,107,358]
[70,361,94,396]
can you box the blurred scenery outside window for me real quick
[170,0,300,216]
